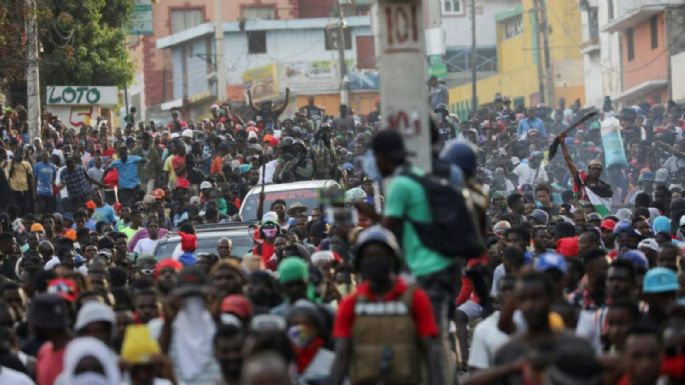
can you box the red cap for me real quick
[152,188,166,200]
[220,295,253,319]
[556,236,579,258]
[178,232,197,252]
[155,259,183,278]
[85,200,96,210]
[600,219,617,231]
[175,177,190,190]
[47,278,79,302]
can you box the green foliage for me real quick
[38,0,135,88]
[0,0,134,88]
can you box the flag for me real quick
[585,186,611,217]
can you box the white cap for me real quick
[182,129,193,138]
[74,302,115,332]
[248,131,258,141]
[170,132,180,139]
[638,238,659,252]
[189,196,201,205]
[200,181,212,190]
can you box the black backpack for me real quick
[402,172,485,259]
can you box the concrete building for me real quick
[436,0,520,85]
[156,16,379,120]
[448,0,585,119]
[602,0,685,106]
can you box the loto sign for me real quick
[46,86,118,107]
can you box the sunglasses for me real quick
[139,269,154,275]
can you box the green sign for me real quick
[428,55,448,79]
[129,0,153,35]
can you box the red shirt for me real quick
[171,155,186,178]
[333,278,438,339]
[36,342,66,385]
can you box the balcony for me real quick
[603,3,668,32]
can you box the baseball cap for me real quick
[261,211,279,226]
[175,177,190,190]
[74,301,116,332]
[643,267,679,294]
[492,220,511,235]
[47,278,79,302]
[120,325,161,365]
[174,267,208,297]
[200,181,212,190]
[189,196,201,205]
[620,250,649,270]
[556,236,579,258]
[277,257,309,284]
[220,295,253,319]
[536,252,567,273]
[529,209,549,225]
[638,171,654,182]
[29,294,69,329]
[154,259,183,278]
[181,129,193,138]
[30,223,45,233]
[638,238,659,252]
[600,219,617,231]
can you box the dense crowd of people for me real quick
[0,88,683,385]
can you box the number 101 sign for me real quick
[378,0,423,54]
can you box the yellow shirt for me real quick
[163,156,176,189]
[4,160,32,192]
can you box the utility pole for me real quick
[214,0,226,101]
[535,0,554,105]
[376,0,432,172]
[26,0,41,140]
[335,0,349,105]
[470,0,477,114]
[531,1,545,104]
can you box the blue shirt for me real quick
[33,161,57,196]
[517,118,547,137]
[111,155,143,189]
[92,204,117,224]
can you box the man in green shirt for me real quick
[371,130,462,384]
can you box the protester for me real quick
[1,83,685,385]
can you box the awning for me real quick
[602,5,664,33]
[614,79,668,103]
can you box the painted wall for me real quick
[448,0,585,118]
[621,12,668,90]
[440,0,520,48]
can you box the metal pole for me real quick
[538,0,554,105]
[335,0,349,105]
[531,0,545,104]
[26,0,41,141]
[215,0,227,101]
[470,0,477,114]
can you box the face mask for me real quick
[287,324,315,348]
[262,228,278,238]
[72,373,111,385]
[362,150,383,182]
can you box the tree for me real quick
[0,0,134,103]
[38,0,135,88]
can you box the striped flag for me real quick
[584,186,611,217]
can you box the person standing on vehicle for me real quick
[369,130,462,384]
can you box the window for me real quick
[588,7,599,40]
[325,28,352,50]
[626,27,634,61]
[442,0,463,15]
[248,31,266,54]
[502,15,523,39]
[650,15,658,49]
[242,6,275,20]
[170,9,204,34]
[607,0,614,20]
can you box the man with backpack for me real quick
[370,130,481,384]
[330,225,444,385]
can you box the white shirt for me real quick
[134,238,160,256]
[44,255,60,270]
[513,162,548,187]
[0,366,35,385]
[468,312,511,369]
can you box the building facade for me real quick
[156,16,378,120]
[448,0,585,119]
